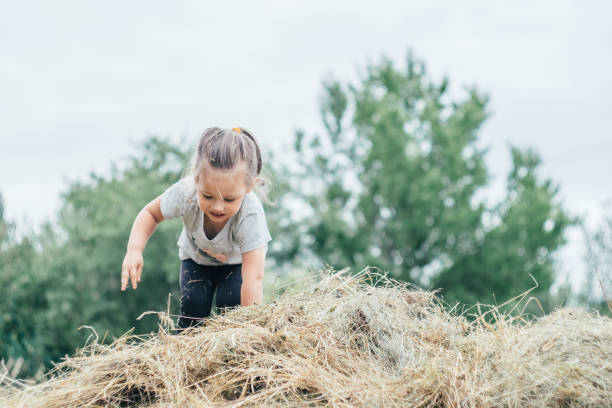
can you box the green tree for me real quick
[0,193,49,377]
[259,150,304,268]
[433,147,573,306]
[583,202,612,316]
[282,52,572,306]
[40,138,188,349]
[0,139,190,378]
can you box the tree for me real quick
[0,193,49,377]
[0,139,190,378]
[583,202,612,316]
[433,147,573,306]
[281,52,573,306]
[258,150,304,268]
[40,138,188,349]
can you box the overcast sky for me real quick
[1,1,610,288]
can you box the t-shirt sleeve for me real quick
[160,180,188,219]
[235,206,272,254]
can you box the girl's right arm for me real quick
[121,196,165,291]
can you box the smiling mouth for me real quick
[209,212,226,218]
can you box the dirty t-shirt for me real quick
[159,178,271,265]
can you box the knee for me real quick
[215,285,242,310]
[180,287,212,318]
[179,291,212,329]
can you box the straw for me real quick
[1,268,610,407]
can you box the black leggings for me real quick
[178,258,243,329]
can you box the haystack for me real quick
[1,269,611,407]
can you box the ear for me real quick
[246,176,259,193]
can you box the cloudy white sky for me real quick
[1,1,610,288]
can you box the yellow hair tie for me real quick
[232,127,242,133]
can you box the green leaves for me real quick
[583,203,612,316]
[279,51,572,309]
[0,138,189,378]
[321,79,348,142]
[433,147,574,306]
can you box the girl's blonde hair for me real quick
[187,127,269,201]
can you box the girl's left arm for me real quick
[241,246,266,306]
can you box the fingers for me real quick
[121,252,143,291]
[121,264,142,291]
[130,267,138,290]
[121,268,129,291]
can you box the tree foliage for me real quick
[0,139,189,377]
[433,147,573,306]
[284,53,573,306]
[583,202,612,316]
[0,194,48,377]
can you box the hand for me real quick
[121,249,144,291]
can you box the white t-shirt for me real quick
[160,178,271,265]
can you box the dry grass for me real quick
[1,268,611,407]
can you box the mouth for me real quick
[208,212,226,220]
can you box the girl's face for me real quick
[196,163,251,227]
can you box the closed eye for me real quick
[202,194,235,202]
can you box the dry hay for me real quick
[1,269,611,407]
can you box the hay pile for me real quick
[1,269,611,407]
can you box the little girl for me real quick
[120,127,271,329]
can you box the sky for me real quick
[1,1,610,289]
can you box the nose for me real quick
[211,200,224,213]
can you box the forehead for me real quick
[197,166,246,196]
